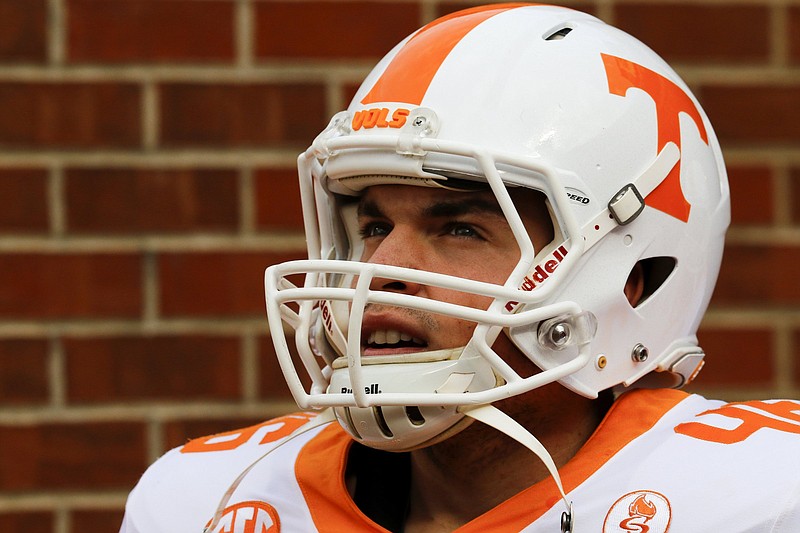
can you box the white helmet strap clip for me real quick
[581,141,680,250]
[608,183,645,225]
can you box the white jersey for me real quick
[121,389,800,532]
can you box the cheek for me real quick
[458,256,519,286]
[429,286,497,313]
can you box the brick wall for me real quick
[0,0,797,530]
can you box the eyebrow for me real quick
[357,195,505,219]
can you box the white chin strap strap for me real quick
[461,404,574,533]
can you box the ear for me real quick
[625,262,645,307]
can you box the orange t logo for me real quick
[602,54,708,223]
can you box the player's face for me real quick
[356,184,553,357]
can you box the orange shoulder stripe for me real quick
[296,424,388,532]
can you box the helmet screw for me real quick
[549,323,570,347]
[413,116,427,127]
[632,343,649,363]
[595,355,607,370]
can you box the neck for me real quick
[404,385,611,533]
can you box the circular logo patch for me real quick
[204,500,280,533]
[602,490,671,533]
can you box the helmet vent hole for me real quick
[372,406,394,438]
[636,256,677,307]
[545,27,572,41]
[405,406,425,426]
[342,407,362,440]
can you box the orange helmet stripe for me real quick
[361,4,530,106]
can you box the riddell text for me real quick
[505,245,569,311]
[341,383,383,394]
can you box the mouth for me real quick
[363,328,428,356]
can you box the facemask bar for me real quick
[268,258,594,405]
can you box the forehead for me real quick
[357,184,550,219]
[358,184,500,214]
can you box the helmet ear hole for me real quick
[634,257,677,307]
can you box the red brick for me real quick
[0,253,142,319]
[65,335,241,402]
[0,82,141,149]
[790,7,800,65]
[259,335,298,400]
[0,338,48,404]
[791,167,800,224]
[0,168,48,233]
[71,509,125,531]
[0,0,47,62]
[163,416,267,451]
[158,251,305,317]
[342,82,361,108]
[66,167,239,233]
[695,327,773,387]
[159,83,326,148]
[794,329,800,385]
[0,421,146,490]
[727,165,774,226]
[255,1,420,60]
[699,84,800,145]
[68,0,234,63]
[714,244,800,306]
[615,4,769,63]
[0,512,52,533]
[255,168,304,231]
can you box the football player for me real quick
[122,5,800,532]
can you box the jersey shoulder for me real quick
[608,389,800,449]
[120,411,333,533]
[670,395,800,447]
[597,392,800,532]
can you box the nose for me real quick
[370,274,422,294]
[364,228,425,295]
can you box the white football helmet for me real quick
[265,3,730,452]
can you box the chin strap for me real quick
[460,404,574,533]
[203,409,336,533]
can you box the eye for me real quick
[359,221,391,239]
[445,223,484,239]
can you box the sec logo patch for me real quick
[204,500,280,533]
[603,490,671,533]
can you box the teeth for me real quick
[366,329,423,346]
